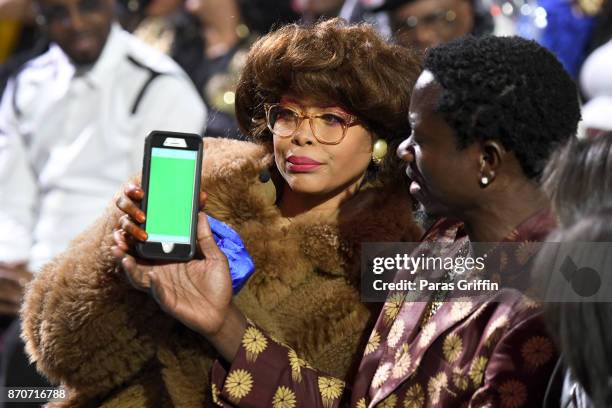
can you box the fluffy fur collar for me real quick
[21,137,421,406]
[201,137,421,285]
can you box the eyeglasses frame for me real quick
[264,103,362,145]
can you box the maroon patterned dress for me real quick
[210,210,558,408]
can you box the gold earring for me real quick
[372,139,388,164]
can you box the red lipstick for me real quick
[286,155,322,172]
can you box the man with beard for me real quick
[375,0,493,51]
[0,0,204,395]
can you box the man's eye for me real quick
[44,6,69,21]
[79,0,101,12]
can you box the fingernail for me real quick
[139,231,148,241]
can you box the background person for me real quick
[535,211,612,408]
[538,134,612,407]
[170,0,297,138]
[123,0,299,138]
[579,38,612,137]
[0,0,205,394]
[372,0,493,51]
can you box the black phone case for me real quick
[135,130,203,261]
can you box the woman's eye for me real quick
[276,109,298,121]
[319,114,346,126]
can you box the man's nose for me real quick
[66,6,86,29]
[397,136,415,163]
[414,26,438,49]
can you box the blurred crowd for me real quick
[1,0,612,137]
[0,0,611,407]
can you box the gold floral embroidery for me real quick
[484,315,509,347]
[443,333,463,363]
[469,356,488,387]
[427,372,448,404]
[521,336,554,370]
[372,362,392,388]
[452,367,469,391]
[499,379,527,408]
[417,322,437,348]
[466,303,487,323]
[403,383,425,408]
[318,376,344,408]
[450,301,472,321]
[388,319,405,348]
[211,383,223,406]
[383,292,406,325]
[522,296,540,309]
[356,397,367,408]
[272,386,297,408]
[365,330,381,355]
[225,369,253,402]
[392,344,412,379]
[288,349,311,382]
[377,393,398,408]
[242,326,268,362]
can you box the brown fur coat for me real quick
[21,138,421,407]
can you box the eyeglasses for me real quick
[394,9,457,32]
[264,103,361,145]
[39,0,104,25]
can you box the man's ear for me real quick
[478,140,506,186]
[482,140,505,169]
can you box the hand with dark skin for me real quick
[111,184,247,362]
[0,263,32,316]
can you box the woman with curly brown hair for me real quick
[20,18,423,406]
[104,35,580,407]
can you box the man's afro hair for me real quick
[425,35,581,179]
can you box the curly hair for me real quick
[424,35,581,179]
[234,18,422,186]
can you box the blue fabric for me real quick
[207,215,255,294]
[538,0,595,78]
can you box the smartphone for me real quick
[136,131,203,261]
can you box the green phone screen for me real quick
[145,147,197,244]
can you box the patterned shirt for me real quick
[211,210,558,407]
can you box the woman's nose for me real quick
[291,119,316,146]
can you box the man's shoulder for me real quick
[118,29,187,77]
[10,46,61,85]
[104,28,203,119]
[1,47,64,117]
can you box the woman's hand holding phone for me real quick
[110,184,247,362]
